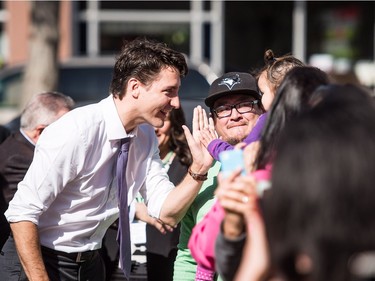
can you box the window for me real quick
[100,22,190,56]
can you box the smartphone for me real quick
[219,149,246,178]
[219,149,272,197]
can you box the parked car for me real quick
[0,57,217,130]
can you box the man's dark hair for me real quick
[110,37,188,99]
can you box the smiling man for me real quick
[1,38,213,281]
[205,73,262,146]
[173,72,263,281]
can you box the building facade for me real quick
[0,1,374,85]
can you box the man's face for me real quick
[137,66,181,128]
[212,94,261,145]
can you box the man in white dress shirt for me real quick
[0,38,213,281]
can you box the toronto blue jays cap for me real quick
[205,72,260,108]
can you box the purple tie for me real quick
[116,137,131,280]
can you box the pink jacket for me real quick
[188,199,225,271]
[188,166,272,274]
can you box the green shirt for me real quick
[173,161,222,281]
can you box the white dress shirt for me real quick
[6,95,174,253]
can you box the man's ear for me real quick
[128,78,140,98]
[35,125,46,138]
[30,124,47,144]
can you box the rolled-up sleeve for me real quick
[143,148,174,219]
[130,124,174,220]
[5,118,84,225]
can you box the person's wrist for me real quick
[188,167,208,181]
[189,163,209,176]
[223,213,245,239]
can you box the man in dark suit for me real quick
[0,92,74,250]
[0,125,10,143]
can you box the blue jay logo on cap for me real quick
[218,74,241,90]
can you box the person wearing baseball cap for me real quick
[203,72,265,161]
[185,52,305,281]
[173,71,264,281]
[205,72,261,107]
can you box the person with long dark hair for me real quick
[262,84,375,281]
[135,107,192,281]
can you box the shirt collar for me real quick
[19,128,36,146]
[100,95,138,141]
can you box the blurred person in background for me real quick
[135,107,192,281]
[0,125,10,143]
[0,91,74,250]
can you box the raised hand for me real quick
[215,171,258,219]
[182,106,214,173]
[193,106,218,148]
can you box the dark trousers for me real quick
[0,236,107,281]
[146,248,177,281]
[0,236,27,281]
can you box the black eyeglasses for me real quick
[213,100,260,118]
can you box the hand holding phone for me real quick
[219,149,271,197]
